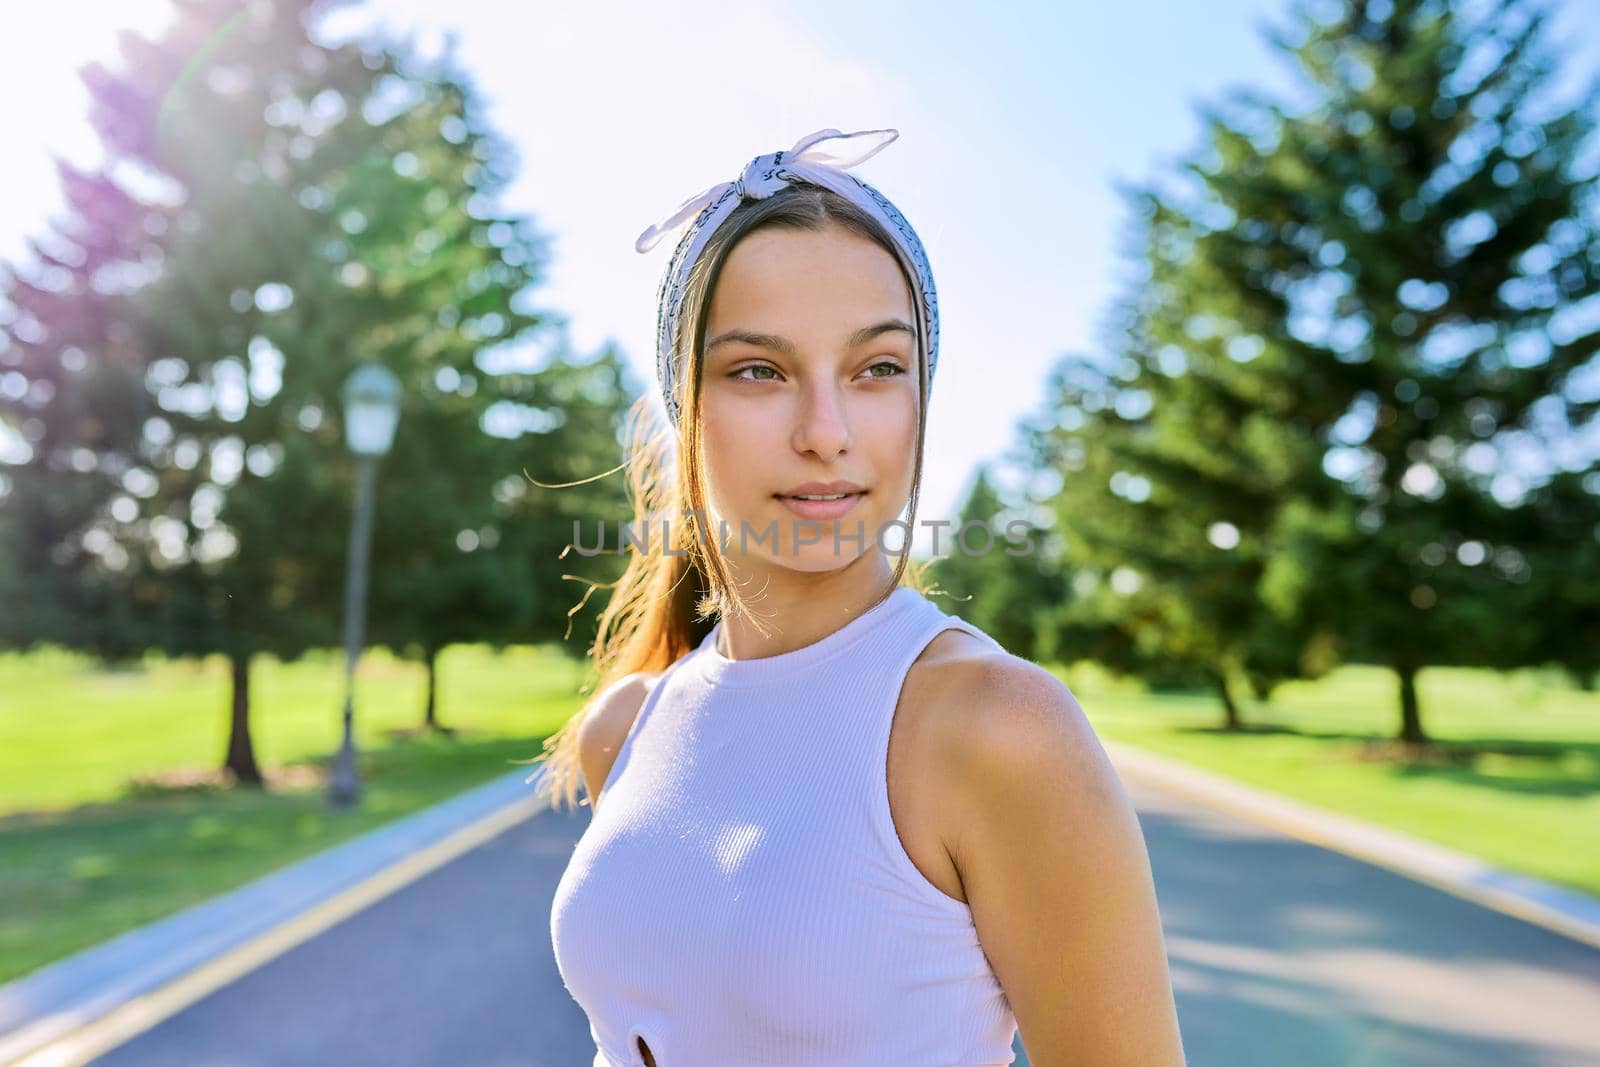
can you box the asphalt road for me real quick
[91,776,1600,1067]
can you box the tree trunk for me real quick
[424,645,441,731]
[224,651,264,787]
[1216,670,1241,730]
[1396,665,1427,744]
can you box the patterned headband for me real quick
[634,127,940,429]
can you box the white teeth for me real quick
[791,492,852,500]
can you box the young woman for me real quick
[533,128,1186,1067]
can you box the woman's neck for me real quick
[713,553,899,661]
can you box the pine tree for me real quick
[1244,0,1600,739]
[927,464,1071,663]
[0,0,631,782]
[365,340,638,732]
[1034,0,1600,741]
[1029,313,1333,726]
[0,156,158,659]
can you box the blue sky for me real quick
[4,0,1598,537]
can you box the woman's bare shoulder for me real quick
[919,639,1099,779]
[908,629,1106,811]
[913,642,1185,1062]
[577,670,665,810]
[904,626,1086,785]
[907,627,1069,732]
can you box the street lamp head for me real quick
[341,363,402,457]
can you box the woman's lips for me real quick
[774,491,866,520]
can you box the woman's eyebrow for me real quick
[704,319,914,357]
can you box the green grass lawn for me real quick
[1,645,1596,988]
[0,643,590,985]
[1052,660,1600,899]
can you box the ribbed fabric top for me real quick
[549,585,1018,1067]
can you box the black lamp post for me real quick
[327,363,401,810]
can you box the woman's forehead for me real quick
[709,228,915,323]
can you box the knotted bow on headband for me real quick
[634,127,941,429]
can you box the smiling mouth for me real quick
[773,491,865,500]
[772,490,867,520]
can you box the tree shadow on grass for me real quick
[122,763,328,799]
[1169,722,1600,800]
[1,730,553,831]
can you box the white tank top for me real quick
[549,584,1019,1066]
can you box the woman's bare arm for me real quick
[941,656,1186,1066]
[576,671,660,813]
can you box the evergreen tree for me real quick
[927,464,1071,663]
[1034,0,1600,740]
[0,156,158,660]
[1249,0,1600,739]
[365,340,638,732]
[1028,319,1332,725]
[0,0,632,781]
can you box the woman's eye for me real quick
[730,361,905,382]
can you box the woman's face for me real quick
[698,222,920,574]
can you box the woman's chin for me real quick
[774,545,876,573]
[713,511,884,558]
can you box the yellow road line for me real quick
[9,793,547,1067]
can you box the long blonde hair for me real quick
[523,183,938,812]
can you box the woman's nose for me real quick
[791,382,851,458]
